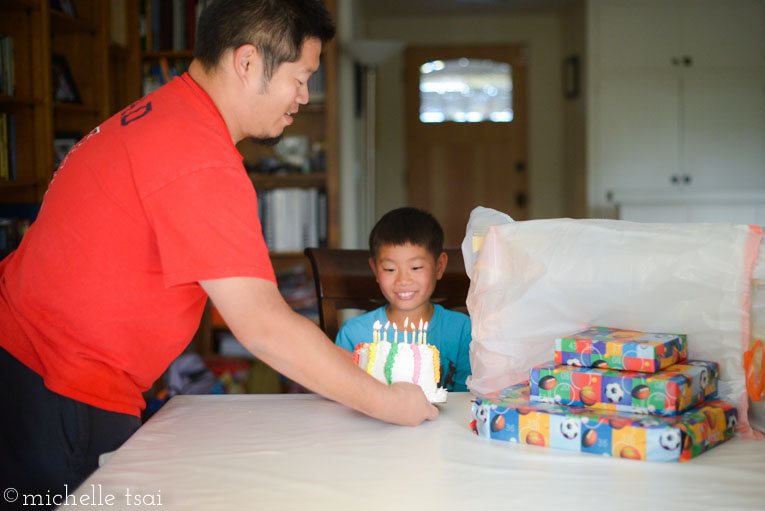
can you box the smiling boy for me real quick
[336,207,472,392]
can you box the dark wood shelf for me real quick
[0,179,38,189]
[0,94,40,108]
[53,102,102,115]
[248,172,327,190]
[143,50,194,59]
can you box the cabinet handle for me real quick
[683,55,693,67]
[671,175,680,185]
[682,174,692,184]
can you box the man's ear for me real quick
[232,44,260,85]
[435,251,448,280]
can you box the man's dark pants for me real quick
[0,347,140,510]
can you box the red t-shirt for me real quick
[0,73,275,417]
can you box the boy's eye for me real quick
[383,268,394,272]
[412,266,423,270]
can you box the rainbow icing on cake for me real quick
[353,319,448,403]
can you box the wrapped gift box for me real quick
[554,326,687,373]
[470,383,737,462]
[529,360,718,415]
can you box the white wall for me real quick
[364,13,565,222]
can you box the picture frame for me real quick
[51,0,78,18]
[51,55,81,104]
[563,55,580,99]
[53,132,80,170]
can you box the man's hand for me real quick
[381,382,439,426]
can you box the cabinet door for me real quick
[595,0,680,71]
[596,0,765,70]
[682,71,765,189]
[597,71,680,193]
[681,0,765,69]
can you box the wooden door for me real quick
[405,45,528,246]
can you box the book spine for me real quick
[172,0,186,51]
[7,114,15,180]
[0,112,8,181]
[151,0,160,51]
[186,0,197,50]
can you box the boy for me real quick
[336,207,472,392]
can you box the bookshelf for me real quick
[0,0,141,208]
[135,0,339,354]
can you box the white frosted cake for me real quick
[353,338,448,403]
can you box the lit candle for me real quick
[393,322,398,343]
[383,321,390,342]
[423,321,429,344]
[418,318,424,344]
[411,323,416,344]
[404,317,409,343]
[374,320,381,343]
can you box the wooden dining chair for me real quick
[303,247,470,341]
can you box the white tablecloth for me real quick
[68,392,765,510]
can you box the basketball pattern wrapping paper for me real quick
[471,383,737,462]
[529,360,718,416]
[554,327,687,373]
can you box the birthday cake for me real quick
[353,320,448,403]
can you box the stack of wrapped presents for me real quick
[471,327,738,462]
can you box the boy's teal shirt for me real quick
[335,304,472,392]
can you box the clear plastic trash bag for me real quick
[462,207,763,438]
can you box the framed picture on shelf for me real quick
[51,55,80,103]
[51,55,82,103]
[53,133,80,170]
[51,0,77,17]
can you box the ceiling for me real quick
[360,0,572,18]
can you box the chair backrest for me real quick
[304,247,470,341]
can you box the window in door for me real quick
[418,58,513,123]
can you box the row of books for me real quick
[0,35,14,96]
[0,113,17,181]
[307,64,326,105]
[141,0,212,52]
[256,187,327,253]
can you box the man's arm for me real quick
[200,276,438,426]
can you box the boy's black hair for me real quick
[194,0,335,81]
[369,207,444,261]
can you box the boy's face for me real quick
[369,243,447,320]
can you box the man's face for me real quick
[244,37,322,143]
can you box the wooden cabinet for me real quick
[588,0,765,217]
[0,0,140,206]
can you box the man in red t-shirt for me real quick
[0,0,437,503]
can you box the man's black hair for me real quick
[369,207,445,261]
[194,0,335,81]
